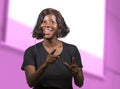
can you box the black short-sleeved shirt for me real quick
[21,41,83,89]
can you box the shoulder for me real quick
[24,42,42,53]
[63,41,78,49]
[63,41,81,57]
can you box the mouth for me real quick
[44,29,53,32]
[43,29,53,35]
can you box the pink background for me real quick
[0,0,120,89]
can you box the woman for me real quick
[21,8,84,89]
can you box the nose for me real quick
[45,24,50,28]
[41,21,51,29]
[44,22,51,27]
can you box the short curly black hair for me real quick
[32,8,70,39]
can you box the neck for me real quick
[43,38,60,48]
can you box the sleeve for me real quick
[72,45,83,68]
[21,47,36,70]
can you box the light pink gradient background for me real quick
[6,0,105,77]
[0,0,120,89]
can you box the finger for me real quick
[72,57,76,64]
[52,58,57,63]
[53,57,59,62]
[63,62,71,69]
[71,67,79,72]
[71,64,78,69]
[51,55,59,59]
[50,49,56,55]
[71,68,79,75]
[50,55,59,63]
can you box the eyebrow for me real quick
[43,18,56,21]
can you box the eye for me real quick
[42,20,46,23]
[50,20,56,24]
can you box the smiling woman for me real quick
[6,0,105,58]
[21,8,84,89]
[5,0,105,81]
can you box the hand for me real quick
[45,49,59,65]
[63,57,80,76]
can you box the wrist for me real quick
[43,62,49,67]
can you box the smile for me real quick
[43,29,53,35]
[44,29,53,32]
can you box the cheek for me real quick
[54,29,58,36]
[54,24,58,30]
[40,24,44,28]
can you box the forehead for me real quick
[43,14,56,20]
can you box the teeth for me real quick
[45,29,52,32]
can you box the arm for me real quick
[24,49,59,87]
[73,68,84,87]
[63,57,84,87]
[72,46,84,87]
[24,62,48,87]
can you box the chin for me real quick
[44,36,53,40]
[44,35,55,39]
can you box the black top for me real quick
[21,41,83,89]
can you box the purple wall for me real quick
[0,0,120,89]
[0,0,8,41]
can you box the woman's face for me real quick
[40,14,58,39]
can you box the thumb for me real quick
[63,62,71,69]
[72,57,76,64]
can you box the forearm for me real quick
[74,68,84,87]
[27,63,48,87]
[27,53,58,87]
